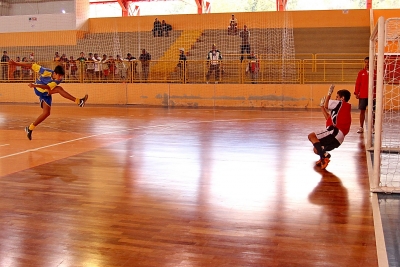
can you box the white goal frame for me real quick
[369,16,400,193]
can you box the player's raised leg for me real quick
[49,86,88,107]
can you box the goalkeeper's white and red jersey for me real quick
[326,100,352,136]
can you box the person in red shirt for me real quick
[308,85,352,170]
[354,56,369,133]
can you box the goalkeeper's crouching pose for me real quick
[308,85,352,170]
[8,59,88,140]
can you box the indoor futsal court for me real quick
[0,103,378,266]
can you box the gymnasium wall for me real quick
[1,9,399,109]
[0,83,359,109]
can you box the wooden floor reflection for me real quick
[0,104,377,266]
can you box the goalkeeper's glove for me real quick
[327,84,335,96]
[319,96,326,107]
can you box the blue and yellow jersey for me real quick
[31,63,62,94]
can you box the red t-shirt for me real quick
[326,100,352,136]
[354,69,369,98]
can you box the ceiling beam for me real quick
[366,0,372,9]
[276,0,287,11]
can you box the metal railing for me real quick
[0,57,365,84]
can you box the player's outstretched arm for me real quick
[8,59,33,68]
[28,83,50,90]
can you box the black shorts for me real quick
[358,98,368,110]
[315,125,343,151]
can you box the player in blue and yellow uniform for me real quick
[9,60,88,140]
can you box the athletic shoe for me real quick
[79,94,88,107]
[25,126,32,140]
[320,157,330,170]
[356,127,364,133]
[316,153,331,166]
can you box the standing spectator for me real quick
[239,25,251,62]
[228,14,238,35]
[1,51,10,80]
[68,56,78,79]
[139,49,151,81]
[152,18,162,37]
[53,52,61,62]
[161,20,172,37]
[29,53,35,62]
[246,51,260,84]
[125,53,137,80]
[93,53,102,80]
[108,55,116,80]
[206,44,223,83]
[14,56,22,79]
[60,54,68,73]
[115,55,126,79]
[76,52,87,79]
[86,53,95,80]
[21,57,31,79]
[176,48,187,81]
[101,54,110,80]
[354,56,371,133]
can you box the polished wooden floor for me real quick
[0,104,377,267]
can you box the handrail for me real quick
[0,57,366,84]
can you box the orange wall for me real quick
[373,9,400,25]
[0,83,359,109]
[0,30,82,47]
[2,9,399,47]
[89,9,371,33]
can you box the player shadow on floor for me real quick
[309,166,349,224]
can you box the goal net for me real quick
[0,8,296,86]
[369,17,400,193]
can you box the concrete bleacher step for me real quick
[151,30,203,73]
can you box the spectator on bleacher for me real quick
[176,48,187,81]
[206,44,223,83]
[76,52,87,79]
[161,20,172,37]
[86,53,95,80]
[13,56,21,79]
[53,52,61,62]
[21,57,31,79]
[60,54,68,72]
[246,51,259,84]
[139,49,151,81]
[116,55,126,79]
[1,51,10,80]
[77,52,86,63]
[239,25,251,62]
[101,54,110,80]
[93,53,102,80]
[152,18,162,37]
[228,14,238,35]
[125,53,137,79]
[68,56,78,78]
[29,53,34,62]
[108,55,116,79]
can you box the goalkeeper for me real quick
[308,85,352,170]
[9,59,88,140]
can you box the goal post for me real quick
[369,16,400,193]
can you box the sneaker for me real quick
[320,157,330,170]
[357,127,364,133]
[316,153,331,166]
[79,94,88,107]
[25,126,32,140]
